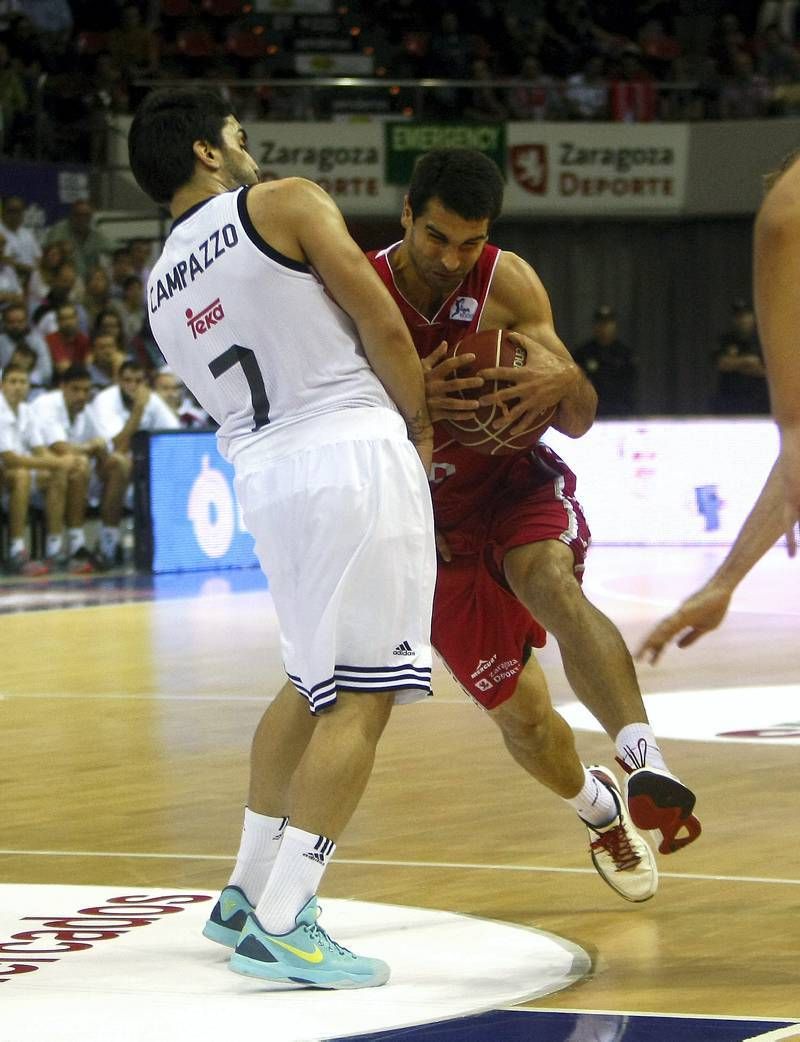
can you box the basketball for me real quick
[440,329,556,455]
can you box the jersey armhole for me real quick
[237,187,310,274]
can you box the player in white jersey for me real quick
[32,365,134,572]
[128,87,435,990]
[0,363,86,574]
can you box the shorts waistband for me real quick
[230,406,408,474]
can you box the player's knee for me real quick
[507,544,580,614]
[108,452,132,479]
[491,689,552,746]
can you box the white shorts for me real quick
[234,412,435,714]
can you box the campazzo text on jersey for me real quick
[149,223,239,314]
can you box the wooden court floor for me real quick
[0,545,798,1023]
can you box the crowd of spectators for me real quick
[0,191,211,577]
[2,2,800,161]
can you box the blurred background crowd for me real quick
[3,1,800,163]
[0,0,789,575]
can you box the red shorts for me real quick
[431,445,590,711]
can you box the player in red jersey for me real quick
[369,148,701,868]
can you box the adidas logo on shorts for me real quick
[393,640,414,656]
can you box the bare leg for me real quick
[489,655,584,799]
[248,681,318,815]
[42,467,68,539]
[65,458,90,528]
[6,469,31,540]
[288,688,393,840]
[98,452,132,526]
[504,539,646,738]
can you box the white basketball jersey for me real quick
[147,187,395,463]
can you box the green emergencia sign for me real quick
[385,123,506,184]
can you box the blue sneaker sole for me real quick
[229,951,390,989]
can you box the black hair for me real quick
[407,148,505,224]
[119,359,145,377]
[128,87,232,205]
[62,364,92,383]
[2,362,30,380]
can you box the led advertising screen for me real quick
[134,430,259,574]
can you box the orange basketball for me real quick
[440,329,555,455]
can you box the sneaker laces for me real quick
[591,820,642,872]
[307,922,357,961]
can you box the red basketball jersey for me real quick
[369,242,532,529]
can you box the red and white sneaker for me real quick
[5,552,50,578]
[583,765,658,903]
[616,759,702,855]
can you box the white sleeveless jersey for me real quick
[147,187,395,463]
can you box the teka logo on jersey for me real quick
[186,298,225,339]
[0,892,211,983]
[511,145,548,195]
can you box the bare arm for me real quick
[111,385,148,454]
[636,459,787,663]
[479,252,597,437]
[246,179,432,466]
[754,158,800,550]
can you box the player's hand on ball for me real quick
[635,583,733,665]
[422,340,484,423]
[478,330,576,435]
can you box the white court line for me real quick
[742,1028,800,1041]
[0,849,797,887]
[0,691,473,703]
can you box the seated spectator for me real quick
[27,240,66,315]
[107,3,159,81]
[508,55,564,120]
[93,307,127,352]
[82,265,115,330]
[32,364,131,572]
[573,304,638,416]
[0,232,24,309]
[89,359,179,563]
[0,195,41,287]
[0,41,28,155]
[87,331,126,392]
[0,302,52,390]
[46,303,92,376]
[128,238,154,285]
[464,58,509,122]
[108,246,136,301]
[152,368,212,429]
[565,55,609,119]
[44,199,112,279]
[756,22,800,83]
[710,299,770,414]
[719,51,771,118]
[0,362,85,574]
[117,274,146,345]
[31,261,86,335]
[609,48,658,122]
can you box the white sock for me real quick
[100,525,120,557]
[615,723,669,774]
[46,533,63,559]
[227,808,288,905]
[68,527,86,554]
[566,767,618,828]
[255,825,335,935]
[9,537,25,557]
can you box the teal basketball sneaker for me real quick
[202,886,254,948]
[229,896,390,989]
